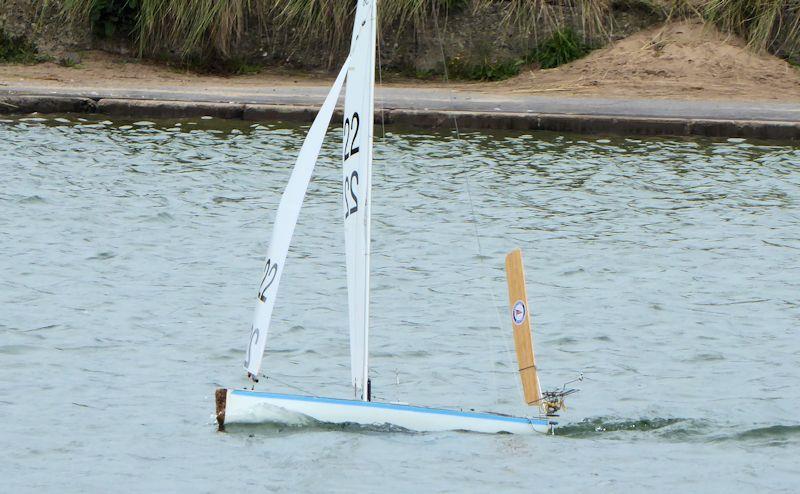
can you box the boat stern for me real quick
[215,388,227,430]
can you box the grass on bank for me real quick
[445,56,525,81]
[48,0,800,79]
[444,28,591,80]
[0,31,44,64]
[528,27,591,69]
[62,0,471,59]
[60,0,606,79]
[704,0,800,53]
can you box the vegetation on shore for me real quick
[9,0,800,79]
[0,31,43,63]
[705,0,800,54]
[56,0,631,77]
[443,27,591,80]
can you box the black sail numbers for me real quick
[244,325,259,371]
[244,257,278,371]
[343,112,361,219]
[343,111,360,160]
[257,258,278,303]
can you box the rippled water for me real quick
[1,115,799,492]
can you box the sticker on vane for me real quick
[512,300,526,325]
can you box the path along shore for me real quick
[3,19,800,139]
[3,81,800,140]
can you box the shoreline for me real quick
[4,19,800,142]
[2,85,800,140]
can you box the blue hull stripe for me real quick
[231,389,549,426]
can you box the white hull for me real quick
[216,389,553,435]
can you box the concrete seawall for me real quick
[2,89,799,140]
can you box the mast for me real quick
[504,248,543,407]
[362,0,377,401]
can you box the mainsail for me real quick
[244,59,350,378]
[343,0,376,400]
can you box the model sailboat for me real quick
[215,0,572,434]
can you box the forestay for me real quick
[343,0,376,400]
[243,59,350,378]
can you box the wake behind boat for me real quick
[214,0,575,435]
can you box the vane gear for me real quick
[539,372,583,416]
[541,388,577,416]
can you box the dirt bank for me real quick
[494,20,800,101]
[0,51,334,90]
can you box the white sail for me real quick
[343,0,376,400]
[244,59,350,378]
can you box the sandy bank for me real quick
[494,21,800,101]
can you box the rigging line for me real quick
[375,6,387,143]
[431,12,527,414]
[261,373,319,398]
[374,5,385,185]
[374,1,390,189]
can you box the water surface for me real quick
[1,115,799,492]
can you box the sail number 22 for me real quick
[343,112,361,219]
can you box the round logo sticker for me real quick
[512,300,526,325]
